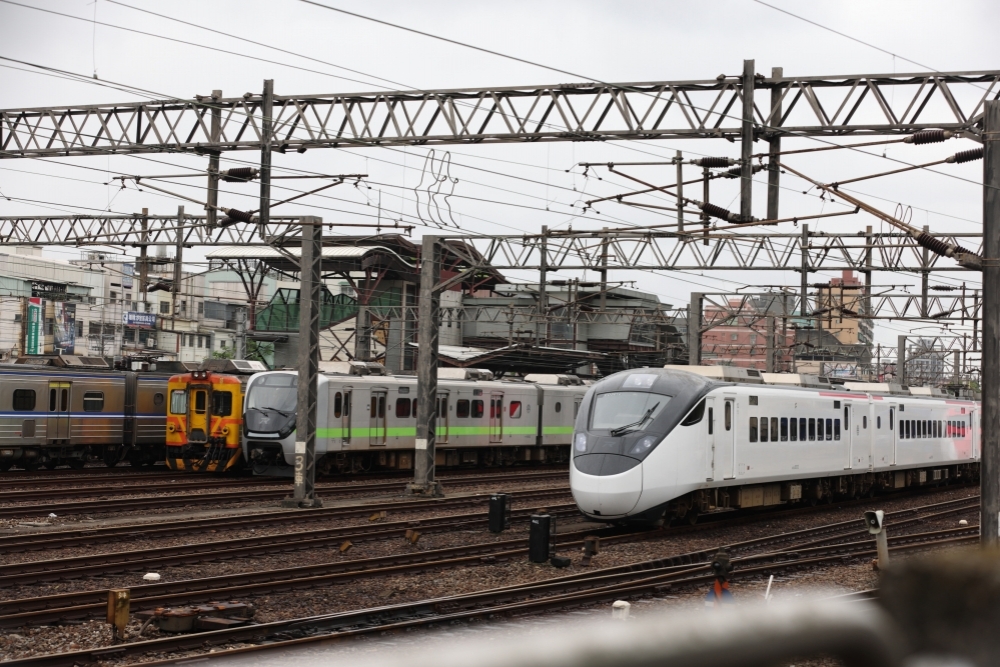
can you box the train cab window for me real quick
[808,418,816,441]
[509,401,522,419]
[334,393,343,418]
[724,402,732,431]
[12,389,35,411]
[834,419,841,441]
[170,390,188,415]
[780,417,788,441]
[707,408,713,435]
[799,418,806,441]
[83,392,104,412]
[212,392,233,417]
[759,417,768,442]
[555,402,562,413]
[194,391,207,415]
[396,398,411,419]
[770,417,778,442]
[472,400,484,418]
[457,400,470,418]
[154,393,164,407]
[749,417,758,443]
[680,399,705,426]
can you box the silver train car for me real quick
[242,363,588,475]
[0,364,169,470]
[570,366,980,524]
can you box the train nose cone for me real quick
[571,460,642,517]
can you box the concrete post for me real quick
[897,335,908,386]
[206,89,221,232]
[740,59,755,222]
[766,67,782,221]
[981,100,1000,545]
[409,235,444,496]
[688,293,703,366]
[259,80,273,236]
[675,150,684,232]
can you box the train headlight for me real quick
[167,424,175,433]
[630,436,658,455]
[574,432,588,452]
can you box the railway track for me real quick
[0,499,978,627]
[0,495,980,667]
[0,471,568,519]
[0,469,567,504]
[0,489,574,584]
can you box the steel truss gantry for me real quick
[2,70,999,158]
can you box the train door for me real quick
[436,392,449,444]
[970,409,979,459]
[717,395,736,480]
[705,396,717,481]
[489,392,504,443]
[188,385,209,442]
[334,386,352,444]
[843,403,853,470]
[369,390,387,446]
[47,381,71,442]
[889,403,898,465]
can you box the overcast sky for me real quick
[1,0,997,349]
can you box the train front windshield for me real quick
[591,392,670,433]
[245,374,297,412]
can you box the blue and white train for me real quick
[570,366,979,523]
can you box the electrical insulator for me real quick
[946,148,984,164]
[700,202,742,223]
[915,231,977,259]
[693,157,736,169]
[221,167,259,182]
[904,129,953,144]
[722,164,765,178]
[221,208,254,224]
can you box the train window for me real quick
[759,416,768,442]
[194,391,207,415]
[962,421,967,438]
[844,407,849,429]
[49,389,56,412]
[154,393,164,407]
[749,417,758,442]
[412,399,418,416]
[83,392,104,412]
[170,390,188,415]
[808,418,816,441]
[780,417,788,441]
[770,417,778,442]
[799,418,806,441]
[825,418,833,441]
[707,408,713,435]
[472,400,484,418]
[834,419,841,441]
[724,402,732,431]
[395,398,411,419]
[212,392,233,417]
[334,393,342,418]
[437,397,447,418]
[344,392,350,416]
[510,401,522,419]
[378,396,386,418]
[61,389,69,412]
[889,408,894,430]
[12,389,35,411]
[555,402,562,413]
[817,419,825,441]
[863,416,868,429]
[877,416,881,429]
[680,399,705,426]
[457,400,470,418]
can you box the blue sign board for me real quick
[123,311,157,328]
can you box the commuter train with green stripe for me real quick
[241,363,588,476]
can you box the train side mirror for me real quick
[864,510,884,535]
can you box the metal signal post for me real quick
[982,101,1000,545]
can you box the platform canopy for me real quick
[413,342,605,376]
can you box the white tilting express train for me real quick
[242,362,589,475]
[570,366,980,524]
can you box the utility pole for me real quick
[171,206,184,333]
[687,293,703,366]
[981,99,1000,546]
[766,67,782,221]
[259,80,274,236]
[675,151,684,232]
[921,224,930,318]
[702,167,710,245]
[138,208,149,310]
[206,89,222,232]
[800,224,810,317]
[599,229,609,311]
[864,225,873,349]
[537,226,549,346]
[740,59,755,222]
[284,216,323,509]
[897,335,908,386]
[409,235,444,496]
[766,316,776,373]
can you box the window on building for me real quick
[139,330,149,344]
[198,302,204,315]
[181,301,187,315]
[110,291,117,304]
[76,321,83,336]
[44,318,53,335]
[125,294,132,306]
[145,302,152,313]
[13,313,22,322]
[220,340,227,348]
[83,391,104,412]
[197,336,203,349]
[160,302,170,314]
[89,296,97,305]
[731,333,738,341]
[12,389,35,411]
[123,329,135,343]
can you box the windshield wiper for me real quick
[609,403,659,437]
[254,406,293,418]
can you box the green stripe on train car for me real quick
[542,426,575,435]
[316,425,539,438]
